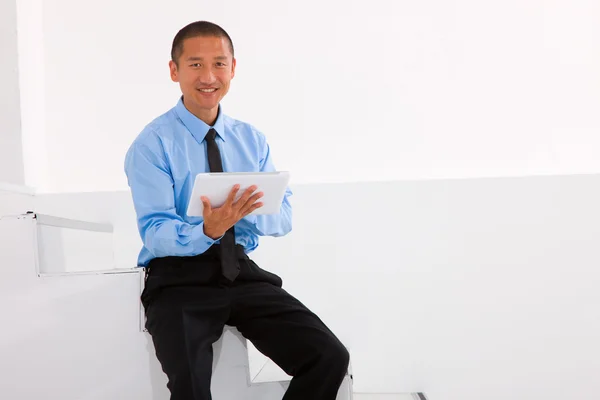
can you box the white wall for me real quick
[15,0,600,193]
[27,175,600,400]
[16,0,47,191]
[0,0,25,186]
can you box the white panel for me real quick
[247,340,275,382]
[0,190,35,217]
[16,0,47,190]
[0,214,38,294]
[0,182,35,196]
[36,224,115,274]
[26,213,118,275]
[0,0,25,185]
[36,0,600,193]
[34,193,141,269]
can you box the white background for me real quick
[10,0,600,193]
[2,1,600,399]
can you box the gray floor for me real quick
[354,394,416,400]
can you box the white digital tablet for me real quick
[186,171,290,217]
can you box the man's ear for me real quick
[169,60,179,82]
[231,57,237,79]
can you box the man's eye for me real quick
[190,63,201,67]
[216,62,226,67]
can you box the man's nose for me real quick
[199,68,215,84]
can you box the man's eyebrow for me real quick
[185,56,229,61]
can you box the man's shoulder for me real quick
[140,108,180,140]
[128,108,180,150]
[125,110,180,165]
[223,114,267,143]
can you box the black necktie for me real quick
[205,128,240,282]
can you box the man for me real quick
[124,20,349,400]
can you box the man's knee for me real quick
[322,338,350,374]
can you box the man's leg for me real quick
[229,281,350,400]
[144,284,230,400]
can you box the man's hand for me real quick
[202,184,263,239]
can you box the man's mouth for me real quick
[198,88,218,93]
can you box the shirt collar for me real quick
[174,96,226,142]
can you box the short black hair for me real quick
[171,21,235,65]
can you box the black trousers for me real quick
[141,244,350,400]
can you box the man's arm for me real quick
[124,134,219,258]
[243,134,292,237]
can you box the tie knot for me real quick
[206,128,217,142]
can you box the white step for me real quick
[354,395,418,400]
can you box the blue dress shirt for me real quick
[124,98,292,267]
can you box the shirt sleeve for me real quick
[124,132,219,258]
[243,132,293,237]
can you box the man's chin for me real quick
[186,97,218,111]
[197,96,220,107]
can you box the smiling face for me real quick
[169,35,236,125]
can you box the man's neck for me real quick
[183,98,219,126]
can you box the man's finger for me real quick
[224,184,240,207]
[243,201,263,217]
[240,192,263,214]
[234,185,258,209]
[201,196,212,216]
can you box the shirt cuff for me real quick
[192,221,223,246]
[243,214,258,225]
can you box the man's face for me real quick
[169,35,236,122]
